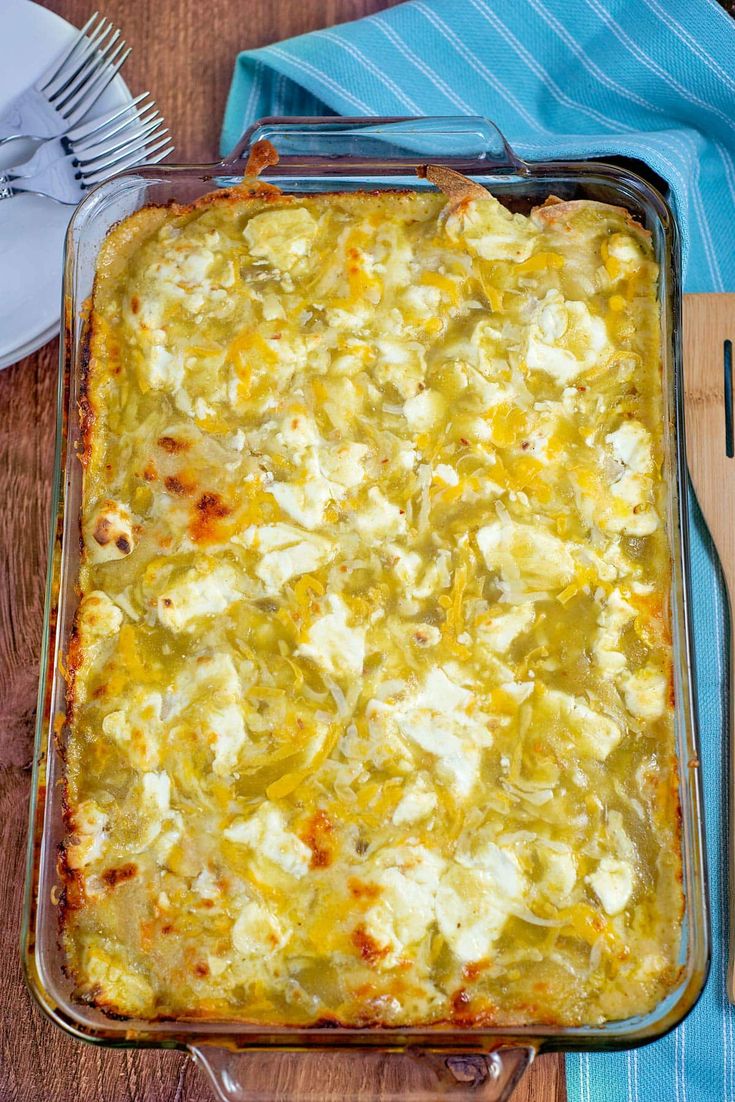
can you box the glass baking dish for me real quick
[22,116,710,1102]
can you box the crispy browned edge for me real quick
[56,175,682,1027]
[244,138,281,180]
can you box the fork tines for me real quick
[35,13,132,129]
[71,102,173,188]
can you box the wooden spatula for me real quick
[684,293,735,1001]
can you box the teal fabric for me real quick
[221,2,734,1098]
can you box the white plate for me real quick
[0,0,132,368]
[0,320,58,370]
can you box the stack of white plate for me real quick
[0,0,133,369]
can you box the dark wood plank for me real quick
[1,2,565,1099]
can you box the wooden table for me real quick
[0,2,567,1099]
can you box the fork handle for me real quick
[0,142,73,180]
[0,94,62,144]
[0,165,76,204]
[0,134,44,149]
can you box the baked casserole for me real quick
[62,171,681,1028]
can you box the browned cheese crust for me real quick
[60,179,681,1028]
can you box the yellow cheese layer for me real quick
[63,186,681,1028]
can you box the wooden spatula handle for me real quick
[684,293,735,1000]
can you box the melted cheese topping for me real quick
[63,187,680,1030]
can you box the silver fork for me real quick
[0,113,173,204]
[0,13,131,147]
[1,95,162,176]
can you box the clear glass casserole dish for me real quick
[22,116,710,1102]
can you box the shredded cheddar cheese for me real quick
[62,184,680,1030]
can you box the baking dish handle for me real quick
[222,116,527,176]
[190,1045,534,1102]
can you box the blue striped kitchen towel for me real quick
[222,2,735,1099]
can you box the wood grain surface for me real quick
[0,3,567,1101]
[684,295,735,637]
[683,294,735,1003]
